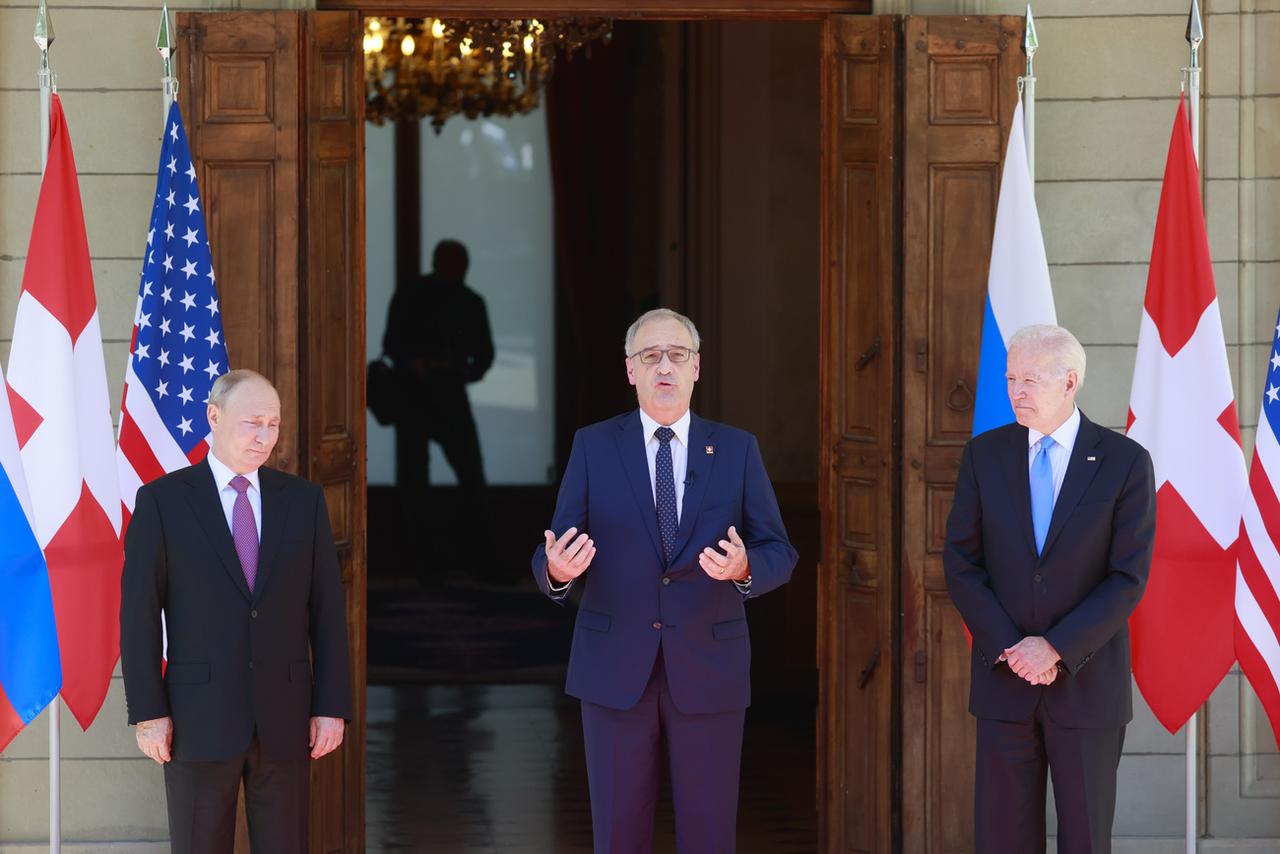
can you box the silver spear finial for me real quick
[1186,0,1204,50]
[157,1,174,65]
[34,0,54,53]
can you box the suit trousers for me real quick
[580,651,746,854]
[163,736,310,854]
[974,700,1126,854]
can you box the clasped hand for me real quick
[135,714,345,762]
[1000,636,1062,686]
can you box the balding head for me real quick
[207,370,281,473]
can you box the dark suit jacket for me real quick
[120,460,353,761]
[532,411,798,714]
[944,412,1156,728]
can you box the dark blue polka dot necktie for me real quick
[655,426,678,564]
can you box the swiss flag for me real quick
[6,95,123,731]
[1126,95,1246,733]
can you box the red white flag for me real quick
[1126,95,1246,733]
[1235,308,1280,742]
[6,95,124,730]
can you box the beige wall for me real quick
[879,0,1280,847]
[0,2,308,848]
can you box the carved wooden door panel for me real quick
[179,11,367,854]
[899,15,1023,854]
[818,15,899,854]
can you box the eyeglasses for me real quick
[629,346,696,366]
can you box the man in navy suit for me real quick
[533,308,798,853]
[945,325,1156,854]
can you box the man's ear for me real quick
[626,357,638,387]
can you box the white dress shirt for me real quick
[638,408,691,523]
[206,449,263,538]
[1026,406,1081,505]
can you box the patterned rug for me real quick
[368,576,573,685]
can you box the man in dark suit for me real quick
[120,369,353,854]
[532,308,798,853]
[384,239,494,569]
[945,324,1156,854]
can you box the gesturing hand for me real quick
[135,716,173,764]
[545,527,596,584]
[699,525,750,583]
[310,716,345,759]
[1003,636,1062,682]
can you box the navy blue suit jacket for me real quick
[944,412,1156,728]
[532,411,798,714]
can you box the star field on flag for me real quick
[131,107,228,456]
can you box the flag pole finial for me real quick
[1024,3,1038,66]
[33,0,54,53]
[157,2,173,65]
[1186,0,1204,50]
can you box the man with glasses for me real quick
[533,308,798,853]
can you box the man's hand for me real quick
[310,716,345,760]
[135,716,173,764]
[1003,636,1062,681]
[545,527,596,585]
[1028,665,1060,686]
[699,526,750,583]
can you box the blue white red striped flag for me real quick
[971,99,1057,437]
[0,360,61,753]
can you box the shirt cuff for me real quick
[547,573,573,595]
[733,576,752,594]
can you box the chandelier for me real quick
[363,17,612,131]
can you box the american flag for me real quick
[117,102,228,522]
[1236,310,1280,745]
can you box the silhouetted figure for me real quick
[384,240,494,573]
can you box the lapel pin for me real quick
[1087,456,1097,462]
[705,445,715,455]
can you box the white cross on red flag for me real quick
[1126,95,1247,733]
[5,94,123,732]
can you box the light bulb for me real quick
[368,18,381,32]
[431,19,445,39]
[370,33,384,52]
[401,34,415,56]
[523,34,534,54]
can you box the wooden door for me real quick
[818,15,899,854]
[899,15,1023,854]
[179,11,368,853]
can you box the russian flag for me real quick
[972,98,1057,437]
[0,360,62,753]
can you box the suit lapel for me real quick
[183,459,252,602]
[615,411,665,564]
[1039,413,1105,561]
[252,467,290,603]
[670,414,715,561]
[998,424,1037,557]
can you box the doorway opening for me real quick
[361,17,822,851]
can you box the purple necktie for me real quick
[230,475,258,592]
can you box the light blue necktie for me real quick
[1030,435,1056,555]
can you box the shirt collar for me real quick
[639,408,692,448]
[206,448,261,494]
[1027,405,1081,454]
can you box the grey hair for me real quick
[1008,324,1087,389]
[624,308,702,355]
[208,369,274,410]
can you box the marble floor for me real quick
[366,683,817,853]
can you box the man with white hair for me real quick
[944,324,1157,854]
[533,308,797,853]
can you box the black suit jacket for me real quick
[120,460,353,761]
[944,412,1156,728]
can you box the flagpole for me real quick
[1022,4,1038,182]
[1183,9,1205,854]
[158,2,177,127]
[33,4,60,851]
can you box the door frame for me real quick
[342,3,878,851]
